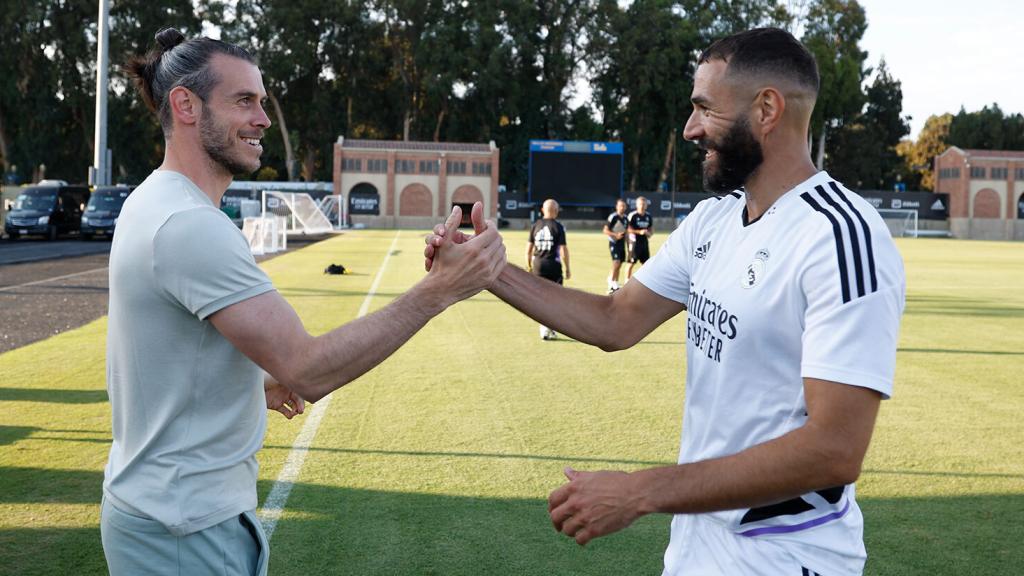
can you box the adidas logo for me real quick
[694,240,712,260]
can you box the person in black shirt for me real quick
[527,199,569,340]
[626,196,654,280]
[603,198,629,293]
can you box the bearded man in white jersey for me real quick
[426,27,904,576]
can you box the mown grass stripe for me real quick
[259,231,402,539]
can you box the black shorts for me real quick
[629,240,650,264]
[609,240,626,261]
[533,258,563,284]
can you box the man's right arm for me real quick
[211,206,505,403]
[488,264,683,351]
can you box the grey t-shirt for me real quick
[103,170,275,536]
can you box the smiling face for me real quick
[683,60,764,193]
[198,54,271,176]
[616,199,627,215]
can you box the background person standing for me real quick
[626,196,654,280]
[527,199,569,340]
[603,198,629,293]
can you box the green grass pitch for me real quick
[0,230,1021,575]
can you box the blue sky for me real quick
[858,0,1024,139]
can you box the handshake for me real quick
[419,202,508,309]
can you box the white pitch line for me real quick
[259,231,402,540]
[0,266,109,293]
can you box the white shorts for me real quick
[661,514,864,576]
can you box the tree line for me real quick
[1,0,1019,194]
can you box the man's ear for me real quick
[755,87,786,136]
[168,86,201,127]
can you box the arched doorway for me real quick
[451,185,484,225]
[349,183,380,215]
[1017,192,1024,219]
[972,188,999,218]
[399,184,433,216]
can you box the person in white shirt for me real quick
[425,27,904,576]
[102,28,505,576]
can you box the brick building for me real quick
[934,147,1024,240]
[332,137,499,229]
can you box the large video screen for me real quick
[529,146,622,206]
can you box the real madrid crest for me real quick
[741,249,769,289]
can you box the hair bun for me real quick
[155,27,186,51]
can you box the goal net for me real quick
[876,208,919,238]
[317,195,345,228]
[262,191,334,235]
[242,215,288,255]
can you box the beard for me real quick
[700,117,764,193]
[200,107,260,177]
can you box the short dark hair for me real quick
[124,28,256,135]
[698,28,819,94]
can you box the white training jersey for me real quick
[633,171,905,576]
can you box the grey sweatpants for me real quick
[101,497,268,575]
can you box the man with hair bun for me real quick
[426,27,905,575]
[102,28,506,575]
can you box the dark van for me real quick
[81,185,134,240]
[3,182,90,241]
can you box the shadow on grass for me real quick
[0,467,102,505]
[253,479,668,576]
[0,426,38,446]
[0,466,1021,575]
[0,388,108,404]
[862,468,1024,480]
[904,294,1024,318]
[897,348,1024,356]
[260,445,674,467]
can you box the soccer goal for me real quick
[876,208,919,238]
[242,215,288,255]
[261,191,335,235]
[316,195,346,229]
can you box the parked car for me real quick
[81,185,134,240]
[4,181,89,240]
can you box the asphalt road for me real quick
[0,237,112,265]
[0,234,334,354]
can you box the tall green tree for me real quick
[947,104,1024,151]
[802,0,868,170]
[588,0,789,192]
[0,0,97,183]
[108,0,200,183]
[825,59,909,189]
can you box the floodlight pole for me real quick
[90,0,110,186]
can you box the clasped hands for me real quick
[422,202,505,287]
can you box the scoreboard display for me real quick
[528,140,623,206]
